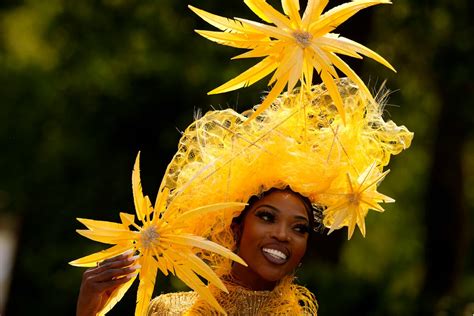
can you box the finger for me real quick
[100,249,135,265]
[91,255,140,275]
[92,272,138,293]
[91,264,141,283]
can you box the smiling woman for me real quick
[230,188,312,290]
[147,188,319,315]
[73,0,413,314]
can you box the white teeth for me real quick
[262,248,287,260]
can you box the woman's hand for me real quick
[76,250,140,316]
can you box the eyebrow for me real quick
[255,204,309,223]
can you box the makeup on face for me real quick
[231,189,310,290]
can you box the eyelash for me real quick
[255,210,309,234]
[255,210,275,222]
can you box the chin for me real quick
[255,265,291,283]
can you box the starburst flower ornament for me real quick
[323,162,394,239]
[189,0,395,122]
[70,152,247,316]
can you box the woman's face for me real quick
[232,189,310,290]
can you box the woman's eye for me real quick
[294,224,310,234]
[256,210,274,222]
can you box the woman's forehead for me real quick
[252,190,309,219]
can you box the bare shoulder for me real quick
[147,291,199,316]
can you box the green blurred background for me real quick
[0,0,472,315]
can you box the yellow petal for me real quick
[168,248,227,292]
[209,56,277,94]
[174,263,226,314]
[132,151,146,222]
[120,212,135,226]
[236,18,293,41]
[69,244,133,267]
[287,48,304,92]
[97,274,137,316]
[175,202,247,222]
[77,218,126,232]
[320,71,346,124]
[302,0,328,28]
[356,208,367,237]
[76,229,137,245]
[232,46,274,60]
[327,35,396,72]
[246,72,289,122]
[282,0,302,27]
[195,30,265,49]
[267,45,297,85]
[244,0,292,29]
[135,252,159,316]
[188,5,250,33]
[154,187,169,214]
[310,0,391,36]
[327,52,373,100]
[160,234,247,266]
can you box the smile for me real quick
[262,247,288,265]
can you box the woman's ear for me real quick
[230,221,242,248]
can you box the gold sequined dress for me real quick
[147,277,318,315]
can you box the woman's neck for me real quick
[229,263,277,291]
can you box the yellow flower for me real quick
[323,162,394,239]
[189,0,395,122]
[70,152,247,316]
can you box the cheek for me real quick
[237,222,263,256]
[291,237,308,263]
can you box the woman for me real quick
[77,188,319,315]
[72,0,413,314]
[74,77,412,315]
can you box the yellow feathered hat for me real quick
[159,78,412,276]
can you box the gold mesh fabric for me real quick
[147,277,318,315]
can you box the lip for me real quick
[261,244,290,265]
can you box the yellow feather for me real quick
[77,218,126,231]
[244,0,292,29]
[236,18,292,41]
[246,72,289,122]
[320,71,346,124]
[310,1,391,36]
[328,52,373,101]
[243,0,272,24]
[195,30,264,49]
[173,250,228,292]
[330,36,396,71]
[160,234,247,266]
[135,254,159,316]
[76,229,136,244]
[97,275,137,316]
[120,212,135,226]
[208,56,277,94]
[132,151,146,222]
[282,0,302,27]
[302,0,328,28]
[174,264,226,314]
[175,202,247,222]
[232,46,274,59]
[267,45,298,86]
[188,5,249,33]
[69,244,132,267]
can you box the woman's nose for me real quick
[271,224,290,242]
